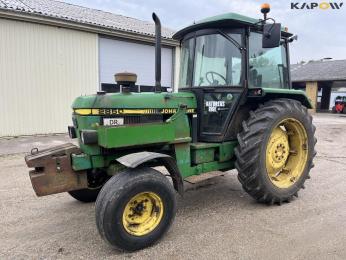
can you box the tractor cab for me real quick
[173,5,295,142]
[332,95,346,113]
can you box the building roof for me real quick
[0,0,175,39]
[173,12,292,40]
[291,59,346,82]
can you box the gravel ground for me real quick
[0,113,345,260]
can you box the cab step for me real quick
[184,171,225,184]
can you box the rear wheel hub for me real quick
[266,118,308,189]
[267,128,289,169]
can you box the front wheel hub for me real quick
[122,192,164,236]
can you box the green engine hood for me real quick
[72,92,197,115]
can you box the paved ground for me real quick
[0,134,71,156]
[0,113,345,260]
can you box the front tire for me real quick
[95,167,176,251]
[235,99,316,205]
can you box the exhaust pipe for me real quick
[152,13,161,92]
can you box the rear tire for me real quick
[235,99,316,205]
[68,188,101,203]
[343,107,346,114]
[95,167,176,251]
[332,106,336,113]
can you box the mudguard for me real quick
[248,88,313,109]
[117,152,184,195]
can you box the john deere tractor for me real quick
[25,4,316,251]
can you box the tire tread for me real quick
[235,98,317,205]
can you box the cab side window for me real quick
[248,32,289,88]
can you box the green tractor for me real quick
[25,4,316,251]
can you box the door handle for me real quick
[217,107,230,111]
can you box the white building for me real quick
[0,0,179,136]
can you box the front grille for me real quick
[100,115,163,125]
[124,115,163,124]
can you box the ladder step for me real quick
[184,171,225,184]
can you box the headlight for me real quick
[80,130,98,144]
[68,126,77,139]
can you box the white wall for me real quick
[99,37,173,87]
[0,19,98,136]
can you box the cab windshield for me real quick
[335,96,346,102]
[179,32,243,88]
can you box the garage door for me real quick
[99,37,173,87]
[0,19,98,136]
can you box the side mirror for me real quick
[262,23,281,48]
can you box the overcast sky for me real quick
[64,0,346,63]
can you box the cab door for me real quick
[181,30,245,142]
[198,88,243,142]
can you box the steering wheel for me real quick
[206,71,227,85]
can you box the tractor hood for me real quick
[72,92,197,116]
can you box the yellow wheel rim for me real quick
[122,192,164,236]
[266,118,308,189]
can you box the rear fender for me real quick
[116,152,184,196]
[248,88,313,109]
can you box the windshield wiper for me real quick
[218,30,245,51]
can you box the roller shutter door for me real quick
[99,37,173,87]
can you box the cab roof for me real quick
[173,12,292,40]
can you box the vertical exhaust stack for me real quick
[152,13,161,92]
